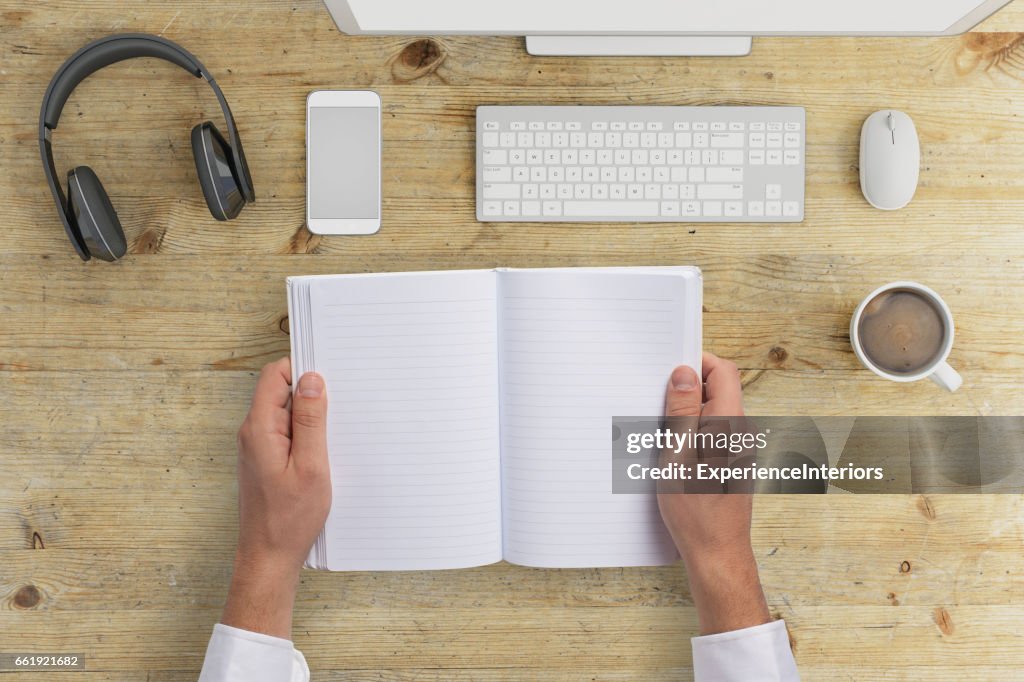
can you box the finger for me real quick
[700,353,744,417]
[290,372,329,474]
[664,365,703,417]
[250,357,293,414]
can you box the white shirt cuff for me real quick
[198,624,309,682]
[692,619,799,682]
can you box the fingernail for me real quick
[297,372,324,398]
[672,366,699,391]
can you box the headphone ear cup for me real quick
[67,166,127,262]
[192,122,245,221]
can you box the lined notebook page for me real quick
[498,268,701,568]
[304,271,503,571]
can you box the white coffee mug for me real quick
[850,281,962,392]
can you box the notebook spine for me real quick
[289,278,329,570]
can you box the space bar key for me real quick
[563,201,660,217]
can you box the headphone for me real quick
[40,34,255,262]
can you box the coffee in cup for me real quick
[850,282,962,392]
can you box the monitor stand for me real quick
[525,36,752,57]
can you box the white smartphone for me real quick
[306,90,381,235]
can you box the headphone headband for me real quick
[40,34,205,131]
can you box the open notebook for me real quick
[287,267,702,570]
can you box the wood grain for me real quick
[3,0,1024,679]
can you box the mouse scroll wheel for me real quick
[887,112,897,132]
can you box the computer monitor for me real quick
[323,0,1013,56]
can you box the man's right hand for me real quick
[657,352,772,636]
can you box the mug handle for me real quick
[929,361,963,393]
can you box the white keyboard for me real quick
[476,106,805,223]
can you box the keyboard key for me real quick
[647,122,663,131]
[523,184,539,199]
[513,167,529,181]
[767,150,783,165]
[674,122,690,131]
[766,184,782,200]
[783,201,800,217]
[484,183,520,199]
[518,132,534,147]
[679,184,696,200]
[510,122,526,131]
[522,201,541,216]
[628,122,643,131]
[729,122,745,131]
[767,133,783,147]
[509,149,525,164]
[658,133,674,148]
[593,121,608,131]
[483,166,512,182]
[482,121,499,131]
[504,201,520,216]
[564,201,659,217]
[645,184,661,199]
[784,150,801,165]
[682,201,700,217]
[698,184,744,200]
[702,150,718,166]
[483,149,508,165]
[566,122,582,131]
[725,201,744,217]
[536,132,551,148]
[784,133,800,148]
[547,121,563,131]
[720,150,744,165]
[540,184,556,199]
[528,121,544,131]
[748,201,764,217]
[663,184,679,199]
[694,133,709,148]
[710,132,745,148]
[611,122,626,131]
[750,122,766,132]
[707,167,744,183]
[482,132,499,147]
[749,132,766,148]
[543,201,562,216]
[482,200,502,216]
[574,184,590,199]
[749,150,765,165]
[702,201,723,217]
[688,167,705,183]
[785,122,801,131]
[661,201,680,217]
[693,122,709,131]
[766,201,782,217]
[675,132,693,148]
[593,184,608,199]
[711,122,727,131]
[767,122,783,132]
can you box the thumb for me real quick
[664,365,702,417]
[291,372,328,469]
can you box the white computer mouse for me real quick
[859,110,920,211]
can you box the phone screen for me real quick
[307,106,380,220]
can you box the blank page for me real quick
[498,267,701,568]
[293,271,503,571]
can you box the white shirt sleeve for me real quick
[692,619,799,682]
[198,624,309,682]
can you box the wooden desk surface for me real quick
[3,1,1024,679]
